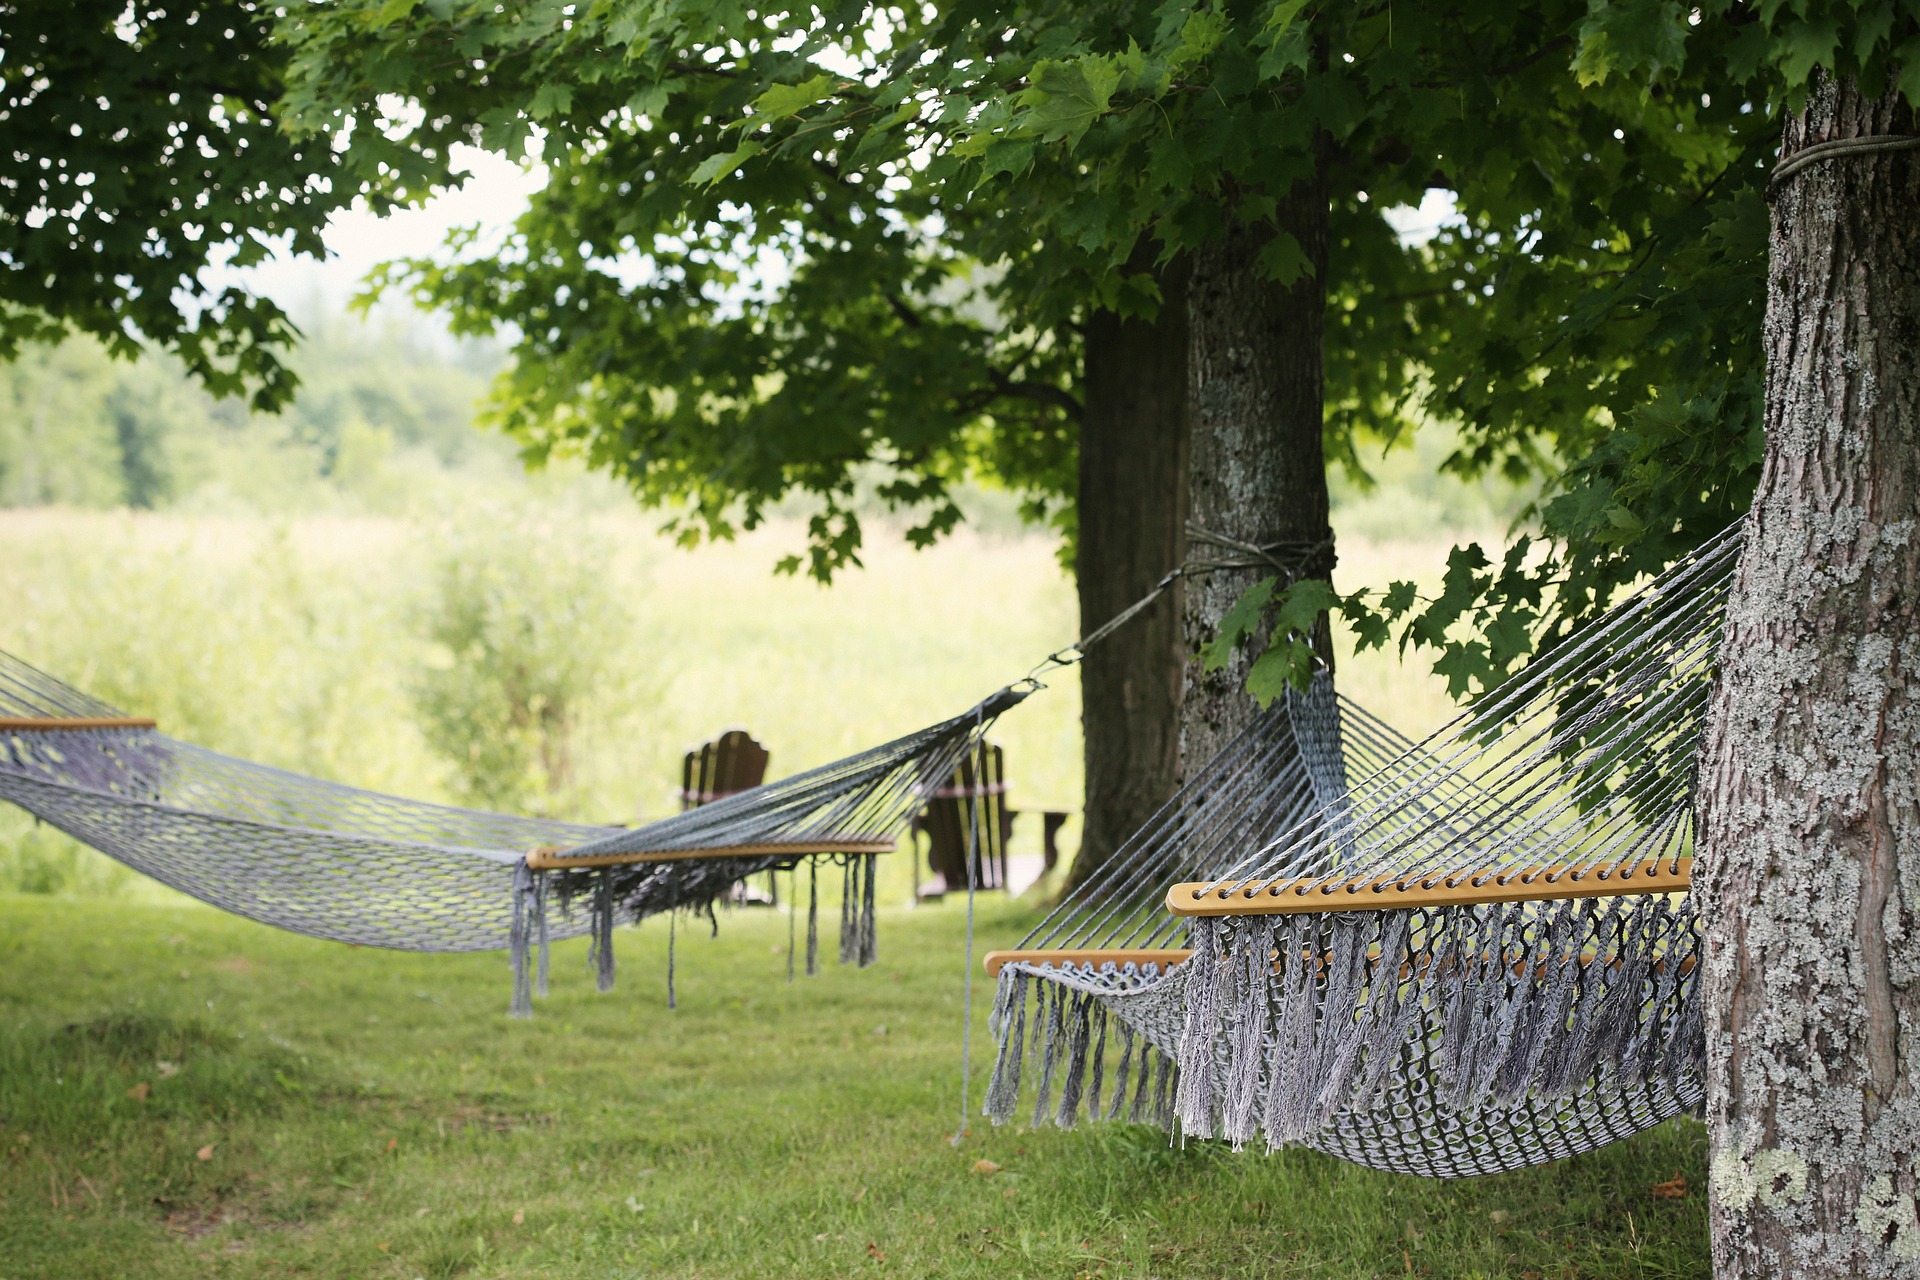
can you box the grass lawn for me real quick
[0,891,1708,1279]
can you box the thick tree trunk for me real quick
[1069,260,1190,889]
[1697,74,1920,1279]
[1181,182,1332,776]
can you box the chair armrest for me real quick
[1040,810,1071,871]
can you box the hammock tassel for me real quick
[1223,917,1276,1148]
[806,862,820,976]
[533,872,551,998]
[509,860,535,1019]
[982,969,1030,1125]
[666,910,678,1011]
[858,853,878,966]
[1172,916,1224,1138]
[1029,981,1064,1128]
[839,857,857,966]
[1054,991,1094,1129]
[588,869,617,994]
[1084,999,1108,1123]
[1107,1019,1135,1124]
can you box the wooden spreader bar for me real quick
[1167,857,1693,916]
[526,839,896,871]
[983,948,1192,977]
[0,716,157,731]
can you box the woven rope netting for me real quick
[0,650,1016,1008]
[982,525,1740,1176]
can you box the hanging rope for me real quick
[951,706,988,1147]
[1770,133,1920,193]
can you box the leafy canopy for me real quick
[0,0,450,409]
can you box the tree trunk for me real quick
[1069,259,1190,889]
[1181,182,1333,776]
[1697,73,1920,1278]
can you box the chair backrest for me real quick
[920,741,1012,890]
[680,729,771,810]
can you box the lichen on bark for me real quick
[1180,178,1333,777]
[1697,72,1920,1279]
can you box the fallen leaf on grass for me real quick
[1488,1209,1510,1225]
[156,1060,180,1079]
[512,1210,524,1225]
[1003,1188,1016,1199]
[196,1145,215,1162]
[385,1138,399,1153]
[852,1186,867,1203]
[866,1241,886,1262]
[971,1159,1001,1175]
[1651,1175,1688,1199]
[125,1082,150,1101]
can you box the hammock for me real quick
[0,649,1021,1013]
[979,525,1737,1176]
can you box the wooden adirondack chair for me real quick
[681,728,775,904]
[679,728,771,811]
[912,740,1070,900]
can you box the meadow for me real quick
[0,499,1709,1278]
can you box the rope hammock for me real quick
[0,649,1021,1013]
[978,524,1739,1176]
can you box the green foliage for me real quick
[277,0,1899,703]
[1077,0,1912,699]
[0,319,504,516]
[410,512,638,815]
[0,1,448,409]
[283,0,1079,582]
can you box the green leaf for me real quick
[1199,576,1276,671]
[1258,232,1313,287]
[1274,577,1338,638]
[1775,17,1841,89]
[369,0,418,29]
[1246,640,1313,704]
[754,73,843,120]
[689,141,763,186]
[529,83,573,120]
[1257,0,1313,78]
[1898,38,1920,108]
[1575,0,1690,85]
[1022,56,1123,147]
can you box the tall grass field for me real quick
[0,506,1709,1278]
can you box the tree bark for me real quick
[1181,180,1333,777]
[1069,259,1191,889]
[1698,73,1920,1279]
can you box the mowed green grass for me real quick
[0,893,1708,1280]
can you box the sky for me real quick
[213,145,547,322]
